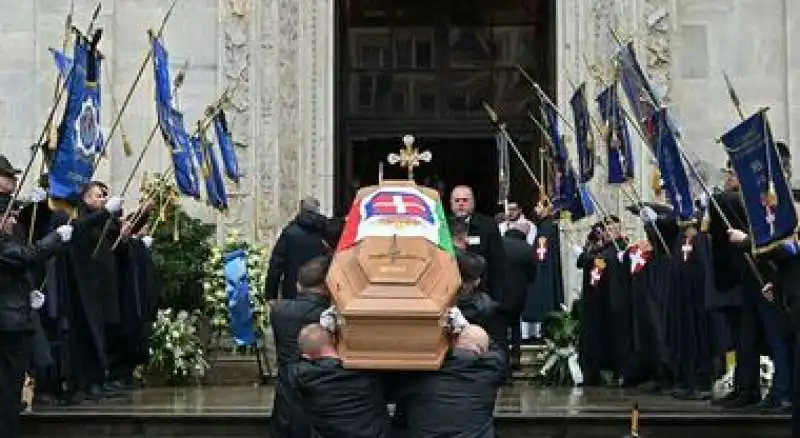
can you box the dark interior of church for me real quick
[334,0,555,216]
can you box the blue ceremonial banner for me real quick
[578,184,596,218]
[652,108,694,219]
[614,42,659,146]
[570,83,595,183]
[49,48,73,80]
[152,36,200,198]
[223,248,256,346]
[720,111,798,253]
[213,110,241,183]
[197,133,228,211]
[49,35,104,200]
[540,98,568,164]
[597,84,635,184]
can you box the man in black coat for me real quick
[393,324,506,438]
[294,324,391,438]
[270,255,332,438]
[449,185,507,305]
[501,223,536,368]
[0,195,73,438]
[266,197,331,300]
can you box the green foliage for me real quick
[533,303,582,387]
[146,308,209,385]
[151,208,215,312]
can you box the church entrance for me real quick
[334,0,555,216]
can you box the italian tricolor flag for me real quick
[336,186,455,256]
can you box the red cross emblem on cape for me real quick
[535,236,548,262]
[590,258,606,287]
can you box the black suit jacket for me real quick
[453,213,507,305]
[294,358,391,438]
[393,348,505,438]
[501,230,536,315]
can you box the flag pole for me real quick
[481,102,546,200]
[95,0,179,170]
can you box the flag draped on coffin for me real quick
[719,111,798,253]
[191,133,228,211]
[597,83,635,184]
[49,48,74,80]
[213,110,241,183]
[652,108,694,219]
[337,186,454,256]
[152,36,200,198]
[223,248,256,346]
[570,83,595,183]
[49,35,104,200]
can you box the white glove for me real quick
[445,307,469,334]
[141,236,154,248]
[640,206,657,223]
[727,228,748,244]
[617,251,625,263]
[30,290,45,310]
[55,224,73,242]
[319,306,343,332]
[104,196,124,214]
[28,188,47,203]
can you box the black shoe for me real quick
[711,390,740,406]
[86,384,105,401]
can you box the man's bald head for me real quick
[298,323,337,359]
[454,324,490,355]
[450,185,475,217]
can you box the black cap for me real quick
[0,155,21,178]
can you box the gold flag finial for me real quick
[386,134,432,181]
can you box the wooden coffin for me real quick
[326,181,461,370]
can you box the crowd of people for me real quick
[0,154,157,437]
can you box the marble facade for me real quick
[0,0,797,299]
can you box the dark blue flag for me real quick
[49,48,73,80]
[570,83,595,183]
[195,132,228,211]
[152,36,200,198]
[213,110,241,183]
[652,108,694,219]
[223,248,256,346]
[578,184,596,217]
[597,83,635,184]
[49,35,104,200]
[720,111,798,253]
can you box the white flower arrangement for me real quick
[148,308,209,383]
[202,229,270,340]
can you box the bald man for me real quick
[392,325,506,437]
[449,185,507,309]
[293,324,391,438]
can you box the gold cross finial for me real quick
[386,134,432,181]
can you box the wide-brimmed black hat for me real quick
[0,155,21,178]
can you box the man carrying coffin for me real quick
[392,324,506,438]
[270,256,332,438]
[294,323,391,438]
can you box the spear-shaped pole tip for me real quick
[482,101,499,124]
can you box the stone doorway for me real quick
[334,0,555,217]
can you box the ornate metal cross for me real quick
[386,135,432,181]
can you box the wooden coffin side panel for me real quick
[338,315,449,370]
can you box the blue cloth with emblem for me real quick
[597,83,635,184]
[213,110,241,183]
[152,36,200,198]
[720,111,798,252]
[193,133,228,211]
[223,248,256,346]
[539,94,579,213]
[651,108,694,219]
[49,35,104,200]
[570,83,595,183]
